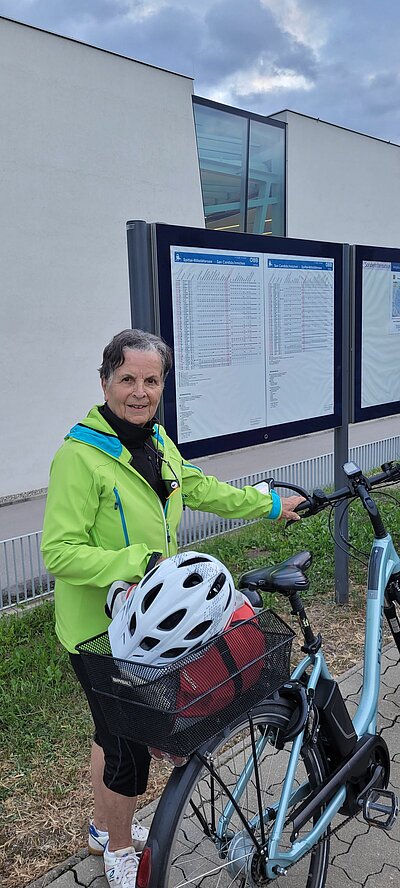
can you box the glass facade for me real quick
[193,98,285,236]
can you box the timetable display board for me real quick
[153,224,343,458]
[353,245,400,422]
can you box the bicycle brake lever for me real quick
[284,514,311,528]
[284,494,323,528]
[284,509,308,529]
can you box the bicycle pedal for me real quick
[362,789,399,830]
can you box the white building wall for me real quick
[0,18,204,498]
[272,110,400,246]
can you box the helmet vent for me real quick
[140,565,161,588]
[139,636,159,651]
[141,583,163,612]
[183,572,203,588]
[224,585,233,610]
[178,556,209,567]
[129,612,137,635]
[206,572,226,599]
[185,620,213,640]
[159,647,186,659]
[158,609,186,631]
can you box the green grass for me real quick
[0,601,91,773]
[1,484,399,771]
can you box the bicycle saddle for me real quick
[238,550,312,596]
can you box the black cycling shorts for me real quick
[69,652,151,797]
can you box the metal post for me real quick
[126,220,155,332]
[334,244,351,604]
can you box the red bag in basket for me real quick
[176,602,265,719]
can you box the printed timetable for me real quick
[170,247,335,444]
[361,260,400,409]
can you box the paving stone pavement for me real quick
[27,645,400,888]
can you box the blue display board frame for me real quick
[151,223,343,460]
[353,244,400,423]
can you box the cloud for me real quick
[263,0,331,54]
[197,0,317,88]
[1,0,400,142]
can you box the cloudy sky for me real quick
[1,0,400,143]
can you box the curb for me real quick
[26,851,88,888]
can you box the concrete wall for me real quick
[272,110,400,246]
[0,17,204,498]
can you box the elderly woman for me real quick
[42,328,303,887]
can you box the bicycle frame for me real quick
[217,529,400,880]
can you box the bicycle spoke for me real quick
[153,708,330,887]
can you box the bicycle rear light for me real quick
[136,846,151,888]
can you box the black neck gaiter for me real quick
[98,404,166,504]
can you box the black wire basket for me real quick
[76,609,295,756]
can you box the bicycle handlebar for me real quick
[275,460,400,533]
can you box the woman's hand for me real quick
[279,495,306,522]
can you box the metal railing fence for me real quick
[1,436,399,613]
[0,530,53,611]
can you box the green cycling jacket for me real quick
[41,406,282,653]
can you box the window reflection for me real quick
[193,99,285,236]
[193,103,247,232]
[247,120,285,235]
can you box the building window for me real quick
[193,97,285,236]
[247,119,285,236]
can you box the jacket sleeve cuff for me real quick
[265,490,282,520]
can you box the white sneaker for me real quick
[89,818,149,855]
[130,817,149,852]
[104,844,138,886]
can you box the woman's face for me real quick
[102,349,164,425]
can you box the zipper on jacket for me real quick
[164,500,171,546]
[160,498,170,552]
[113,487,130,547]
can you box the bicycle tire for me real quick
[144,700,330,887]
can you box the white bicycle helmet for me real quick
[108,551,235,665]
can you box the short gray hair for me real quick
[99,329,173,384]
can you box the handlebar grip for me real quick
[284,498,313,528]
[285,490,330,527]
[294,498,313,514]
[369,462,400,486]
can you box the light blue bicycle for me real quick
[137,459,400,888]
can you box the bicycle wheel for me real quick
[144,702,330,888]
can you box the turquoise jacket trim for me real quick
[152,425,165,448]
[266,490,282,520]
[67,424,123,458]
[182,461,203,473]
[113,487,130,546]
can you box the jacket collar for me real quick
[67,423,123,458]
[66,406,165,460]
